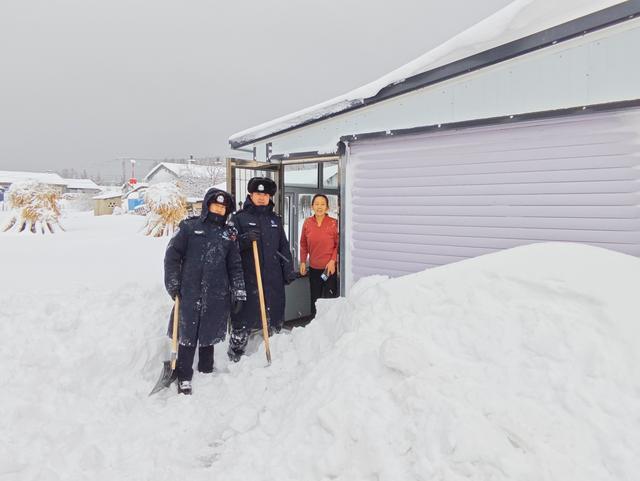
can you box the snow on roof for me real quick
[0,170,67,186]
[121,183,149,199]
[229,0,625,147]
[144,162,220,181]
[63,178,100,190]
[93,191,122,200]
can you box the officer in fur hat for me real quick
[227,177,296,361]
[164,187,246,394]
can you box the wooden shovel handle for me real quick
[171,296,180,370]
[252,240,272,364]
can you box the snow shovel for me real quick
[252,240,272,365]
[149,296,180,395]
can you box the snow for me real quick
[144,162,220,181]
[229,0,625,147]
[1,210,639,480]
[0,170,66,187]
[144,182,185,208]
[63,178,100,191]
[92,191,122,200]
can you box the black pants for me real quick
[176,344,214,381]
[308,267,338,316]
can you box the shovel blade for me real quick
[148,360,177,396]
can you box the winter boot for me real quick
[177,380,192,395]
[227,347,242,363]
[227,328,248,362]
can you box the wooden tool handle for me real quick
[170,296,180,370]
[252,240,272,364]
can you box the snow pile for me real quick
[143,182,187,236]
[229,0,624,146]
[2,180,63,234]
[1,211,638,481]
[206,242,640,480]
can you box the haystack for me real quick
[143,183,187,237]
[3,180,63,234]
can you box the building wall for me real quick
[247,16,640,160]
[94,198,121,216]
[147,168,178,184]
[344,106,640,288]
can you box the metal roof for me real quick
[229,0,639,149]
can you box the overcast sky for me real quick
[0,0,512,181]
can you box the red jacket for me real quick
[299,215,338,269]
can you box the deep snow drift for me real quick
[1,211,639,481]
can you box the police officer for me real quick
[164,187,246,394]
[227,177,296,361]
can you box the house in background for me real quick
[0,170,67,194]
[144,161,224,185]
[93,192,122,216]
[228,0,640,295]
[143,161,227,214]
[0,170,103,196]
[122,184,149,213]
[63,178,101,194]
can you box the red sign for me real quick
[129,178,137,185]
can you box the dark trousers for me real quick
[176,344,214,381]
[308,267,338,316]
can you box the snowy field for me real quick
[1,210,639,481]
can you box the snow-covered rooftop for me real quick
[0,170,67,186]
[63,178,100,190]
[144,162,221,181]
[229,0,625,147]
[92,191,122,200]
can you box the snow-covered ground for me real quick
[1,210,639,481]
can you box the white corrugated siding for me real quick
[346,107,640,285]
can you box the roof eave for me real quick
[229,0,640,149]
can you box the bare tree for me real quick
[175,157,227,199]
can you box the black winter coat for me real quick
[229,196,296,331]
[164,191,245,346]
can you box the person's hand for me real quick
[168,287,180,300]
[246,230,261,242]
[232,299,245,314]
[232,290,247,314]
[326,260,336,276]
[299,262,307,276]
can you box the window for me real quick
[323,161,339,189]
[284,163,318,188]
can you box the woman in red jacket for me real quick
[299,194,339,316]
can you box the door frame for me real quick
[227,155,342,322]
[226,157,284,214]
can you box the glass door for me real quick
[226,158,283,214]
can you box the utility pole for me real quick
[130,159,136,181]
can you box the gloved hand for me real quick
[243,229,261,242]
[232,300,245,314]
[284,270,298,285]
[232,290,247,314]
[168,286,180,300]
